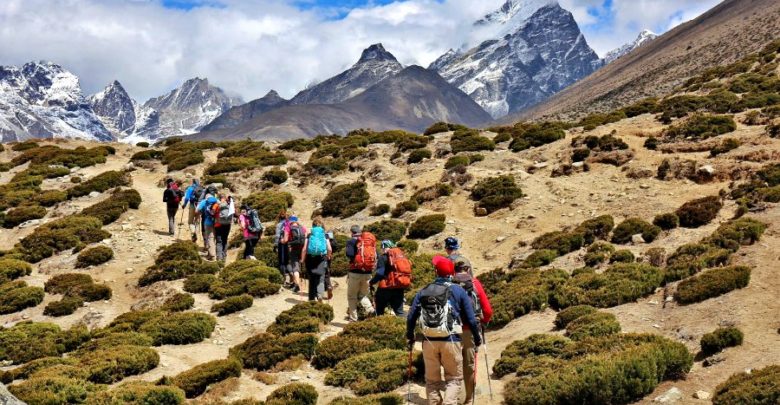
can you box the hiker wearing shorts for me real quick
[182,179,202,242]
[282,216,306,293]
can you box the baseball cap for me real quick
[432,255,454,277]
[381,240,395,249]
[350,225,362,235]
[289,216,299,222]
[444,237,460,250]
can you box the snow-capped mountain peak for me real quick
[603,29,658,64]
[476,0,557,31]
[357,43,398,64]
[90,80,137,136]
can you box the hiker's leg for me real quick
[220,225,231,260]
[390,289,405,316]
[188,206,197,240]
[357,273,374,313]
[440,341,463,405]
[248,238,258,258]
[214,227,224,261]
[289,249,302,291]
[243,239,251,259]
[167,207,176,235]
[307,271,319,301]
[204,225,215,259]
[423,340,444,405]
[374,288,388,316]
[462,329,476,403]
[346,273,359,321]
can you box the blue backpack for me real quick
[307,227,328,256]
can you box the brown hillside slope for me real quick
[503,0,780,123]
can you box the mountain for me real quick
[200,90,289,132]
[509,0,780,122]
[290,43,403,105]
[89,80,141,137]
[602,30,658,64]
[0,61,112,142]
[431,0,600,119]
[191,65,491,141]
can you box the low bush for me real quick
[78,344,159,384]
[12,145,109,169]
[263,168,288,184]
[520,249,558,268]
[363,219,407,242]
[12,140,39,151]
[369,204,390,216]
[492,334,572,377]
[81,188,142,225]
[139,241,219,286]
[161,141,209,171]
[86,381,185,405]
[1,356,78,383]
[267,301,334,336]
[532,231,584,256]
[230,332,318,371]
[243,191,294,222]
[551,263,664,309]
[35,190,68,207]
[161,293,195,312]
[304,157,348,176]
[508,122,567,152]
[45,273,93,294]
[611,218,661,244]
[609,249,635,263]
[325,349,419,395]
[675,266,751,304]
[329,393,404,405]
[565,312,621,340]
[205,157,255,175]
[701,327,743,356]
[183,274,217,293]
[424,122,466,135]
[44,296,84,317]
[710,138,740,157]
[0,280,44,314]
[280,138,317,152]
[584,242,615,267]
[0,322,85,364]
[575,215,615,245]
[662,114,737,140]
[2,205,46,228]
[134,311,217,345]
[313,316,406,369]
[712,365,780,405]
[321,182,369,218]
[653,213,679,230]
[0,258,32,283]
[554,305,597,329]
[130,149,163,161]
[444,155,470,169]
[77,332,153,353]
[470,175,522,214]
[76,245,114,268]
[173,357,242,398]
[450,129,495,153]
[208,260,282,300]
[391,199,418,218]
[478,268,568,328]
[407,148,432,164]
[675,195,722,228]
[10,375,100,405]
[266,382,318,405]
[408,214,446,239]
[67,170,130,199]
[212,294,253,316]
[412,184,452,205]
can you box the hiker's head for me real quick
[241,203,249,213]
[166,178,174,187]
[312,216,324,228]
[206,185,217,196]
[192,178,199,185]
[278,210,288,221]
[289,215,299,224]
[453,257,471,274]
[444,236,460,253]
[381,240,395,252]
[350,224,361,236]
[432,255,455,278]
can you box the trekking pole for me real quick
[176,209,185,240]
[406,345,413,404]
[472,346,479,405]
[482,325,493,400]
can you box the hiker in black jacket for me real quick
[162,179,183,236]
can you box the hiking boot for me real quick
[292,285,300,293]
[205,255,215,261]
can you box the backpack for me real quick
[351,232,377,273]
[417,283,461,338]
[247,209,263,234]
[170,184,182,204]
[289,224,306,246]
[190,184,204,204]
[381,248,412,289]
[453,272,482,318]
[307,227,328,256]
[212,201,233,226]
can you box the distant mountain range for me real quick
[602,30,658,64]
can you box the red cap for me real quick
[432,255,455,277]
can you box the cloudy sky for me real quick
[0,0,722,102]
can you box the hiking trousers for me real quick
[462,329,478,403]
[374,288,405,316]
[188,205,198,241]
[277,243,289,275]
[203,225,215,259]
[422,340,463,405]
[347,272,374,321]
[167,205,178,235]
[306,255,328,301]
[215,225,231,261]
[243,237,258,259]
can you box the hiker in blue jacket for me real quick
[196,190,218,261]
[181,179,202,242]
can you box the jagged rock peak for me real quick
[357,43,398,64]
[476,0,558,27]
[602,29,659,64]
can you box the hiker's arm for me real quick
[473,279,493,324]
[300,236,308,263]
[345,239,356,260]
[460,291,482,346]
[406,294,421,342]
[326,239,332,260]
[369,256,386,285]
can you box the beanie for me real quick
[432,255,454,277]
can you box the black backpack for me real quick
[453,273,482,318]
[247,209,263,234]
[418,283,461,338]
[191,184,204,204]
[289,224,306,246]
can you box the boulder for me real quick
[0,383,25,405]
[631,234,646,244]
[693,391,711,400]
[88,191,101,198]
[654,387,683,403]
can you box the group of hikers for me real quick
[164,179,494,404]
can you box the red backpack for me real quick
[170,183,182,204]
[351,232,377,273]
[380,247,412,289]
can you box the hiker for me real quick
[196,187,219,260]
[324,231,336,300]
[212,194,235,262]
[369,240,412,316]
[345,225,376,321]
[300,217,332,301]
[274,211,290,283]
[445,237,472,276]
[452,257,493,404]
[407,256,481,405]
[239,203,262,260]
[162,179,183,236]
[282,215,306,293]
[181,179,203,242]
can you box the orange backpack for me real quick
[380,247,412,289]
[351,232,377,273]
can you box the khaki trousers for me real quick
[422,340,463,405]
[462,329,478,403]
[187,205,198,240]
[346,272,374,321]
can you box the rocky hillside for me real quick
[1,38,780,405]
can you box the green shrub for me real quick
[653,213,679,230]
[76,245,114,268]
[412,184,452,205]
[478,268,567,328]
[554,305,598,329]
[0,258,32,283]
[611,218,661,244]
[161,293,195,312]
[328,393,404,405]
[712,365,780,405]
[325,349,418,395]
[212,294,253,316]
[78,344,159,383]
[34,190,68,207]
[675,195,722,228]
[450,129,495,153]
[86,381,185,405]
[408,214,446,239]
[12,140,39,151]
[10,375,100,405]
[369,204,390,216]
[705,217,767,251]
[321,182,369,218]
[208,260,282,299]
[565,312,621,340]
[0,280,44,314]
[470,175,522,214]
[173,357,242,398]
[492,334,572,377]
[644,136,659,150]
[508,122,567,152]
[313,316,407,369]
[183,274,217,293]
[675,266,751,304]
[396,239,418,254]
[1,356,78,383]
[205,157,254,175]
[444,155,470,169]
[391,199,418,218]
[0,323,70,364]
[138,312,217,345]
[263,168,288,184]
[584,242,615,267]
[424,122,466,135]
[609,249,635,263]
[16,214,110,263]
[44,273,92,294]
[701,327,743,356]
[44,296,84,317]
[711,138,740,157]
[230,332,318,370]
[2,204,47,228]
[520,249,558,268]
[131,149,163,161]
[81,188,142,225]
[266,382,318,405]
[267,301,334,336]
[575,215,615,245]
[551,263,664,309]
[139,242,218,286]
[67,171,130,199]
[304,157,348,176]
[280,138,317,152]
[363,220,407,242]
[532,231,584,256]
[407,148,432,164]
[663,114,737,140]
[243,191,294,222]
[77,332,153,353]
[162,142,208,171]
